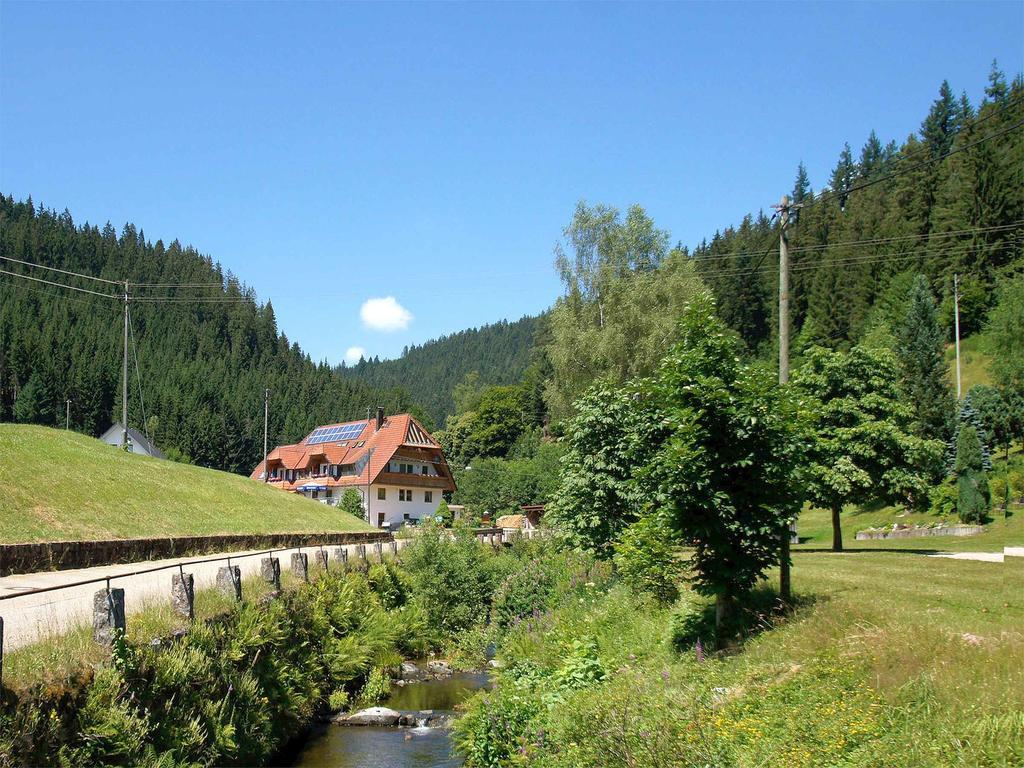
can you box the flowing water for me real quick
[287,672,491,768]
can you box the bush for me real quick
[955,426,990,523]
[613,513,684,605]
[400,521,495,637]
[928,481,957,518]
[339,488,365,520]
[492,558,556,631]
[356,666,391,707]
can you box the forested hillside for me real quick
[692,65,1023,354]
[0,196,414,473]
[340,314,541,427]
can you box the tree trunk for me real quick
[715,594,733,634]
[831,503,843,551]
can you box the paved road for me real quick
[926,551,1005,563]
[0,540,405,651]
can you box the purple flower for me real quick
[695,638,705,663]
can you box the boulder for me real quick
[400,661,421,680]
[338,707,402,726]
[426,660,452,676]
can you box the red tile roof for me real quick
[250,413,454,492]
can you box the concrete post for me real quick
[93,587,126,645]
[261,557,281,590]
[333,547,349,570]
[389,540,398,557]
[217,565,242,601]
[314,549,329,572]
[171,572,195,620]
[372,542,383,562]
[291,552,309,582]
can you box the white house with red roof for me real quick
[250,408,455,529]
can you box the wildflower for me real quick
[695,637,705,663]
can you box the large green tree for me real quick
[546,382,660,559]
[955,425,990,524]
[545,202,704,418]
[642,294,806,627]
[794,345,945,550]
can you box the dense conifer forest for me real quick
[692,66,1023,355]
[339,314,541,427]
[0,197,414,473]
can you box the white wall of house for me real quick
[366,483,441,528]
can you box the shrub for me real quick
[339,488,365,520]
[492,558,556,631]
[928,481,957,518]
[955,426,990,523]
[356,666,391,707]
[613,513,684,605]
[401,521,495,637]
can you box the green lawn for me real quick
[0,424,370,542]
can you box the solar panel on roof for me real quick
[306,421,368,445]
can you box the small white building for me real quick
[100,423,166,459]
[251,408,455,530]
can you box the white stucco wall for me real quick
[365,483,441,528]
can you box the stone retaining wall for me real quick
[0,530,392,576]
[854,525,985,541]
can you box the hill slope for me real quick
[341,314,542,427]
[0,425,370,543]
[0,196,414,474]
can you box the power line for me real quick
[0,254,122,285]
[691,221,1023,268]
[0,276,120,310]
[0,267,117,298]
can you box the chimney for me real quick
[375,406,384,431]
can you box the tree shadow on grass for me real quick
[669,586,822,656]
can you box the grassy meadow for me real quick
[0,424,369,542]
[472,548,1023,767]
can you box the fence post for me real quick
[314,548,329,572]
[261,557,281,590]
[333,547,349,570]
[171,572,195,620]
[291,552,309,582]
[389,540,398,558]
[217,565,242,601]
[372,542,383,562]
[93,587,126,645]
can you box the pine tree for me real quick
[858,130,884,178]
[921,80,958,158]
[829,143,856,210]
[984,59,1009,104]
[955,425,989,524]
[793,161,810,204]
[896,275,954,441]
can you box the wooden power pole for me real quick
[122,280,129,450]
[776,195,793,603]
[953,273,962,400]
[263,388,270,482]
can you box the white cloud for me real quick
[360,296,413,332]
[344,346,366,364]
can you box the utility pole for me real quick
[65,399,71,430]
[776,195,793,603]
[263,388,270,482]
[122,280,129,450]
[953,273,962,400]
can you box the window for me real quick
[319,463,328,475]
[422,466,429,475]
[377,487,386,500]
[425,491,433,503]
[399,489,413,502]
[403,513,410,522]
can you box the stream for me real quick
[286,672,491,768]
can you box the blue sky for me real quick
[2,2,1021,364]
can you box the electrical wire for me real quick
[0,268,117,298]
[0,254,122,285]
